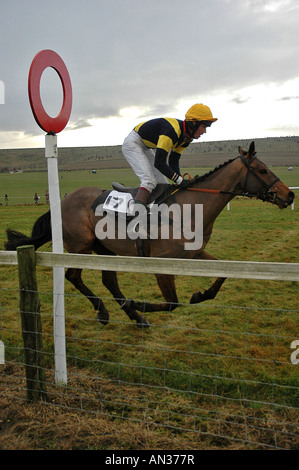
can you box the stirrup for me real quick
[136,238,145,257]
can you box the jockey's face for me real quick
[193,124,207,139]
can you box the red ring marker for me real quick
[28,50,72,133]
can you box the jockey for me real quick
[122,103,218,208]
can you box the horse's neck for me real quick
[195,160,241,193]
[178,160,243,220]
[190,158,239,190]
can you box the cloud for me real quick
[67,119,92,131]
[1,0,299,148]
[277,96,299,101]
[230,96,251,105]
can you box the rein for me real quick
[183,154,280,200]
[186,187,236,195]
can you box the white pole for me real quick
[0,340,4,364]
[290,187,298,211]
[45,133,67,385]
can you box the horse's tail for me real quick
[5,210,52,251]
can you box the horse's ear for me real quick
[248,141,255,157]
[238,145,247,155]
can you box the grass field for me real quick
[1,165,298,205]
[0,166,298,450]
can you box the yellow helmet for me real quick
[185,103,217,123]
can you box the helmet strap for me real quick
[183,120,193,144]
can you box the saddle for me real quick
[112,182,175,205]
[91,182,174,212]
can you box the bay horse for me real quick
[5,142,294,327]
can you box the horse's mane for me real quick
[191,157,237,184]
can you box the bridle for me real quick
[183,153,281,204]
[239,153,280,202]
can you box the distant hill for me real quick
[1,136,298,172]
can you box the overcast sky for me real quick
[1,0,299,149]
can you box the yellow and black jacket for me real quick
[134,117,190,183]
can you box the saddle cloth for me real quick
[91,182,173,214]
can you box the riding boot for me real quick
[134,187,151,207]
[128,187,151,256]
[128,187,151,217]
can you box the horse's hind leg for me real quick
[65,268,109,325]
[101,270,150,328]
[190,250,226,304]
[133,274,179,313]
[114,273,178,314]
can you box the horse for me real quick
[5,142,294,328]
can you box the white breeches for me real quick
[122,130,168,192]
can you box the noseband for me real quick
[183,153,282,204]
[239,153,280,202]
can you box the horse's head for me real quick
[238,141,294,209]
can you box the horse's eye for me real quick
[259,169,268,175]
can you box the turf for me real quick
[0,167,298,450]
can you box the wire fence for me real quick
[1,284,298,449]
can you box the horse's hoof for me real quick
[97,311,109,325]
[136,317,150,329]
[190,292,204,304]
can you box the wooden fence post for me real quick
[17,245,47,402]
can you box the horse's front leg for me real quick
[190,251,227,304]
[190,276,226,303]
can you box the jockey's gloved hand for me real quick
[178,178,190,188]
